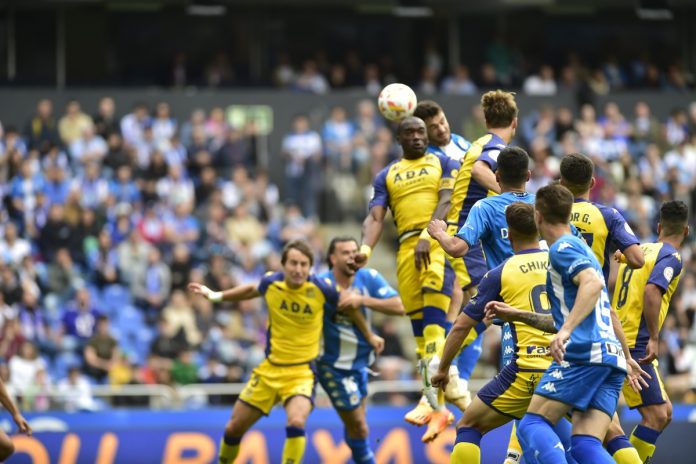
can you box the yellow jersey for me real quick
[447,133,504,228]
[258,272,339,365]
[462,249,553,370]
[570,199,639,282]
[369,152,459,242]
[613,242,683,352]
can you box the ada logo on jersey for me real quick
[664,267,674,282]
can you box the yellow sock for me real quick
[218,437,240,464]
[283,427,306,464]
[629,426,659,462]
[507,422,522,458]
[612,447,642,464]
[423,323,446,360]
[451,442,480,464]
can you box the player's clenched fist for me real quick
[430,370,449,390]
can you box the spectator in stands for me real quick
[93,97,119,139]
[109,165,141,206]
[73,161,109,210]
[69,125,108,168]
[0,318,24,362]
[117,229,151,286]
[216,128,252,175]
[9,341,46,394]
[523,64,557,95]
[132,247,171,320]
[0,222,31,266]
[24,368,52,411]
[57,366,97,411]
[43,164,70,206]
[294,60,329,94]
[23,99,60,153]
[150,317,187,362]
[171,350,198,385]
[282,115,322,218]
[152,102,177,150]
[157,164,194,208]
[103,133,129,175]
[441,64,477,95]
[10,158,45,227]
[58,287,101,354]
[169,244,192,292]
[83,315,117,383]
[89,230,120,288]
[120,102,150,148]
[179,109,206,149]
[163,289,201,348]
[46,248,83,299]
[59,100,93,146]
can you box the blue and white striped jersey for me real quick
[318,268,398,371]
[547,234,626,372]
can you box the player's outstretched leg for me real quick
[604,413,641,464]
[219,401,264,464]
[504,421,523,464]
[338,404,376,464]
[421,295,454,443]
[404,316,435,426]
[282,396,313,464]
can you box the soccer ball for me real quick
[377,83,417,122]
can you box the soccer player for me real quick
[487,184,648,464]
[559,152,647,463]
[355,116,459,442]
[604,201,688,463]
[429,145,541,463]
[189,240,355,464]
[0,375,31,461]
[318,236,404,464]
[431,202,574,464]
[414,100,486,412]
[559,152,645,282]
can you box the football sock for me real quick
[570,435,613,464]
[451,426,482,464]
[282,426,306,464]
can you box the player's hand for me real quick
[353,253,368,269]
[550,327,571,363]
[626,357,651,392]
[430,369,449,391]
[638,338,659,364]
[13,413,31,436]
[484,301,517,323]
[427,219,447,240]
[414,239,431,271]
[187,282,212,298]
[338,290,362,312]
[369,334,385,355]
[614,250,627,264]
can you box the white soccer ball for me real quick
[377,83,417,122]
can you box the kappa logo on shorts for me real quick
[550,369,563,380]
[542,382,557,393]
[504,346,514,356]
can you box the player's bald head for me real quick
[397,116,426,134]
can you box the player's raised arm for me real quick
[188,281,260,302]
[357,165,390,267]
[362,294,404,316]
[472,160,501,194]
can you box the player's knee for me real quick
[225,419,244,439]
[645,404,672,431]
[347,418,369,439]
[286,416,307,430]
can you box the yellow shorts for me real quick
[397,235,454,313]
[622,359,668,409]
[477,364,546,420]
[446,225,487,291]
[239,359,315,415]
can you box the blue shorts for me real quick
[316,361,368,411]
[535,361,626,418]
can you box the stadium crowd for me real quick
[1,93,696,412]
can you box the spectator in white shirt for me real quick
[523,64,557,95]
[0,222,31,266]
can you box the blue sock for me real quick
[517,413,567,464]
[570,435,614,464]
[345,434,375,464]
[605,434,633,455]
[456,332,483,380]
[633,424,661,444]
[456,426,482,445]
[553,417,578,464]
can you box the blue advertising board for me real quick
[6,405,696,463]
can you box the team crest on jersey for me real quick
[306,287,316,297]
[664,267,674,282]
